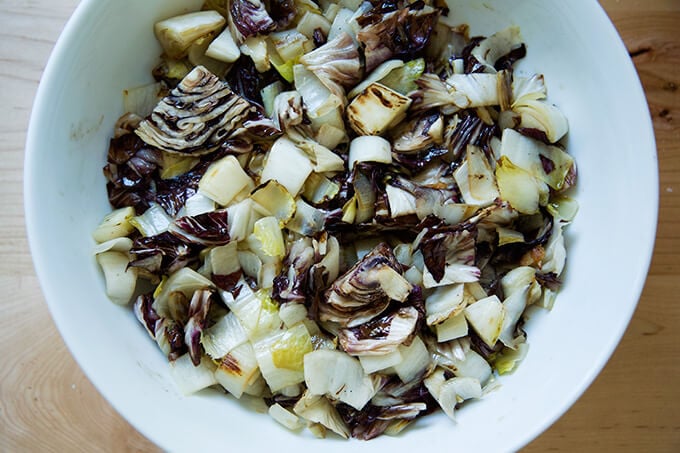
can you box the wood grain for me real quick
[525,1,680,451]
[0,1,157,451]
[1,1,678,451]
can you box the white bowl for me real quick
[25,0,657,451]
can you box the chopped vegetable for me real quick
[299,32,362,98]
[95,251,137,305]
[205,27,241,62]
[169,354,218,395]
[198,155,254,206]
[347,83,412,136]
[92,207,136,243]
[227,0,275,44]
[304,349,377,410]
[154,11,226,59]
[348,135,392,170]
[95,2,578,440]
[260,137,313,197]
[269,403,304,431]
[136,66,253,155]
[464,296,506,348]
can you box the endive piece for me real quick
[92,206,136,243]
[347,83,412,136]
[154,11,226,59]
[464,296,506,348]
[95,251,137,306]
[303,349,377,410]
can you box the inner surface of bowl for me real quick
[25,0,657,451]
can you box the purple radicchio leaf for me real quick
[184,289,213,366]
[229,0,276,42]
[272,239,316,304]
[104,131,223,217]
[517,127,551,145]
[164,320,188,362]
[334,404,390,441]
[489,211,554,267]
[536,271,562,291]
[338,306,420,355]
[242,109,282,138]
[134,293,188,362]
[225,56,285,108]
[212,270,244,294]
[460,36,487,74]
[129,231,202,275]
[104,133,162,213]
[267,0,296,28]
[154,170,203,217]
[133,293,161,337]
[336,374,435,439]
[419,228,477,283]
[320,243,413,327]
[443,111,499,164]
[172,210,231,245]
[357,2,440,73]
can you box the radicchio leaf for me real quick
[336,402,427,440]
[135,66,254,156]
[129,231,201,275]
[299,32,362,98]
[494,43,527,71]
[272,238,316,303]
[419,228,478,283]
[267,0,296,29]
[489,210,554,267]
[164,320,188,361]
[517,127,552,145]
[339,306,420,355]
[536,271,561,291]
[461,36,487,74]
[184,289,213,366]
[155,172,204,217]
[225,56,284,107]
[337,374,435,439]
[133,293,161,338]
[242,109,282,137]
[392,146,448,172]
[306,263,329,321]
[172,210,231,245]
[104,133,162,213]
[212,270,244,293]
[320,243,413,327]
[357,3,440,73]
[133,293,189,362]
[229,0,276,43]
[443,112,498,163]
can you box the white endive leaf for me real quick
[170,354,217,396]
[464,295,505,347]
[294,392,350,439]
[304,349,377,410]
[471,25,523,73]
[96,251,137,305]
[514,99,569,143]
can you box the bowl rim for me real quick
[24,0,659,451]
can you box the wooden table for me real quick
[1,1,678,451]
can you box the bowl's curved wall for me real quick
[25,0,657,451]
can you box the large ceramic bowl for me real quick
[25,0,657,451]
